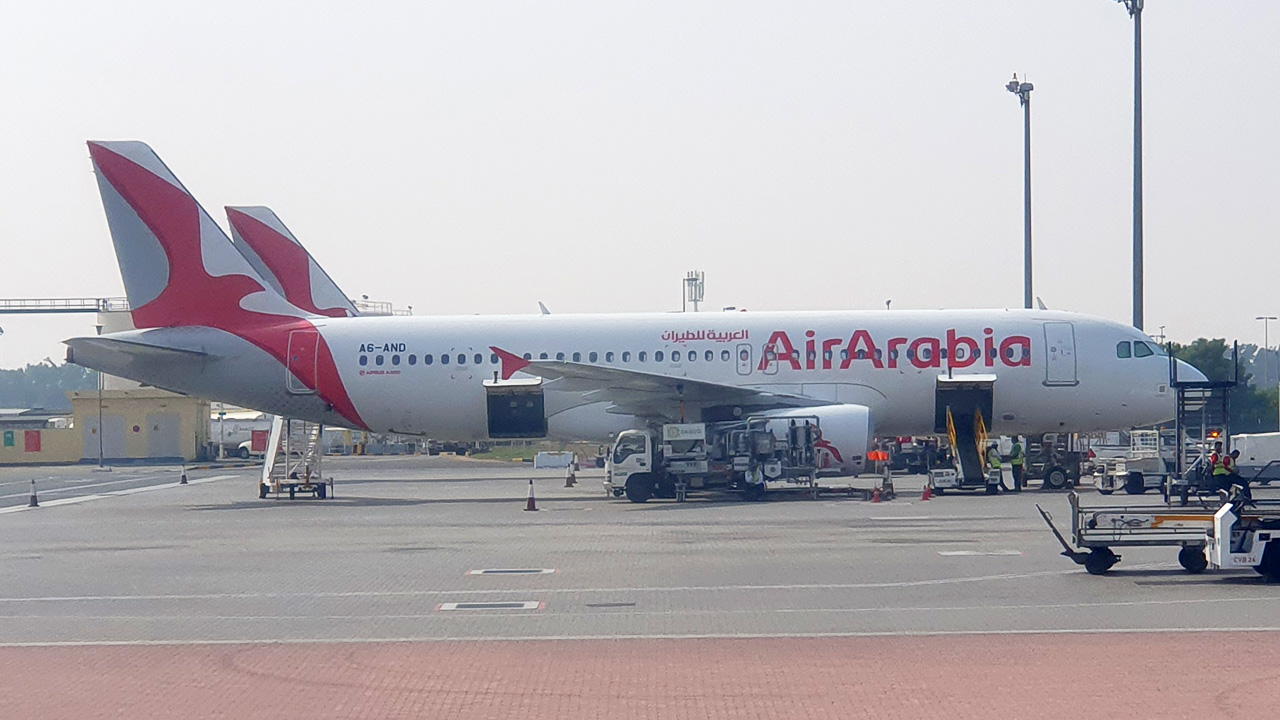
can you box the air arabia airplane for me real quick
[66,141,1204,476]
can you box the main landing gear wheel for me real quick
[1042,467,1069,491]
[1178,546,1208,574]
[624,475,654,504]
[1084,548,1119,575]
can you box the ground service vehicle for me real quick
[606,416,823,502]
[1095,429,1169,495]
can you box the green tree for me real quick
[0,361,99,410]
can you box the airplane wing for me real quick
[490,347,832,420]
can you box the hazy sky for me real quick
[1,1,1277,368]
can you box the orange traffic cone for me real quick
[524,478,538,511]
[872,487,881,503]
[27,479,39,508]
[180,464,188,485]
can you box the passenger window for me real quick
[856,350,866,360]
[721,350,730,361]
[639,351,648,362]
[656,351,665,362]
[556,352,566,361]
[441,354,449,365]
[622,351,631,362]
[1133,342,1153,358]
[391,355,400,366]
[688,351,696,363]
[359,355,368,366]
[491,353,499,364]
[425,354,434,365]
[1116,342,1131,359]
[589,351,598,362]
[474,353,483,365]
[376,355,385,366]
[573,352,582,362]
[606,351,615,362]
[841,349,849,360]
[457,354,467,365]
[705,350,713,362]
[875,349,883,360]
[408,355,417,366]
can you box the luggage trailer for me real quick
[1039,491,1280,579]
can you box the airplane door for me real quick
[286,329,319,394]
[736,344,753,376]
[761,346,779,375]
[1043,322,1078,386]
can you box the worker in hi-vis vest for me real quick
[1009,438,1025,491]
[987,443,1008,491]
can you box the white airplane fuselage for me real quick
[207,308,1181,439]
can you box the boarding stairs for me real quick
[946,406,988,485]
[260,416,331,499]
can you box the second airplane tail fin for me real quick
[226,206,359,319]
[87,141,308,330]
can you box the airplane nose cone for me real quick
[1175,359,1208,384]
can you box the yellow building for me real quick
[0,389,211,465]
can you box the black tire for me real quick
[258,483,269,499]
[1123,473,1148,494]
[985,484,999,495]
[1258,542,1280,583]
[1043,467,1069,491]
[1084,548,1118,575]
[933,487,944,496]
[288,486,296,499]
[1178,546,1208,574]
[316,483,328,500]
[239,446,251,460]
[624,474,654,504]
[741,482,767,502]
[1098,486,1114,496]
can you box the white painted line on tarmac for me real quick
[3,626,1280,648]
[7,592,1280,622]
[938,550,1024,556]
[467,569,556,576]
[0,564,1180,603]
[438,601,542,611]
[0,474,238,515]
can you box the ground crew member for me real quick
[1219,449,1243,493]
[1009,438,1025,491]
[1211,441,1230,488]
[988,443,1008,491]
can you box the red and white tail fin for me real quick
[87,141,309,330]
[226,206,359,319]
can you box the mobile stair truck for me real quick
[927,375,1002,495]
[605,416,823,503]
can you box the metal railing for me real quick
[0,297,129,314]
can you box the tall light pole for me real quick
[1006,74,1034,310]
[1257,316,1276,389]
[1115,0,1144,329]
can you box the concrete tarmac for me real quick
[0,456,1275,718]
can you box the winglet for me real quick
[490,346,531,380]
[538,301,551,316]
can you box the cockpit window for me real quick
[1133,341,1154,358]
[1145,341,1167,356]
[1116,341,1132,359]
